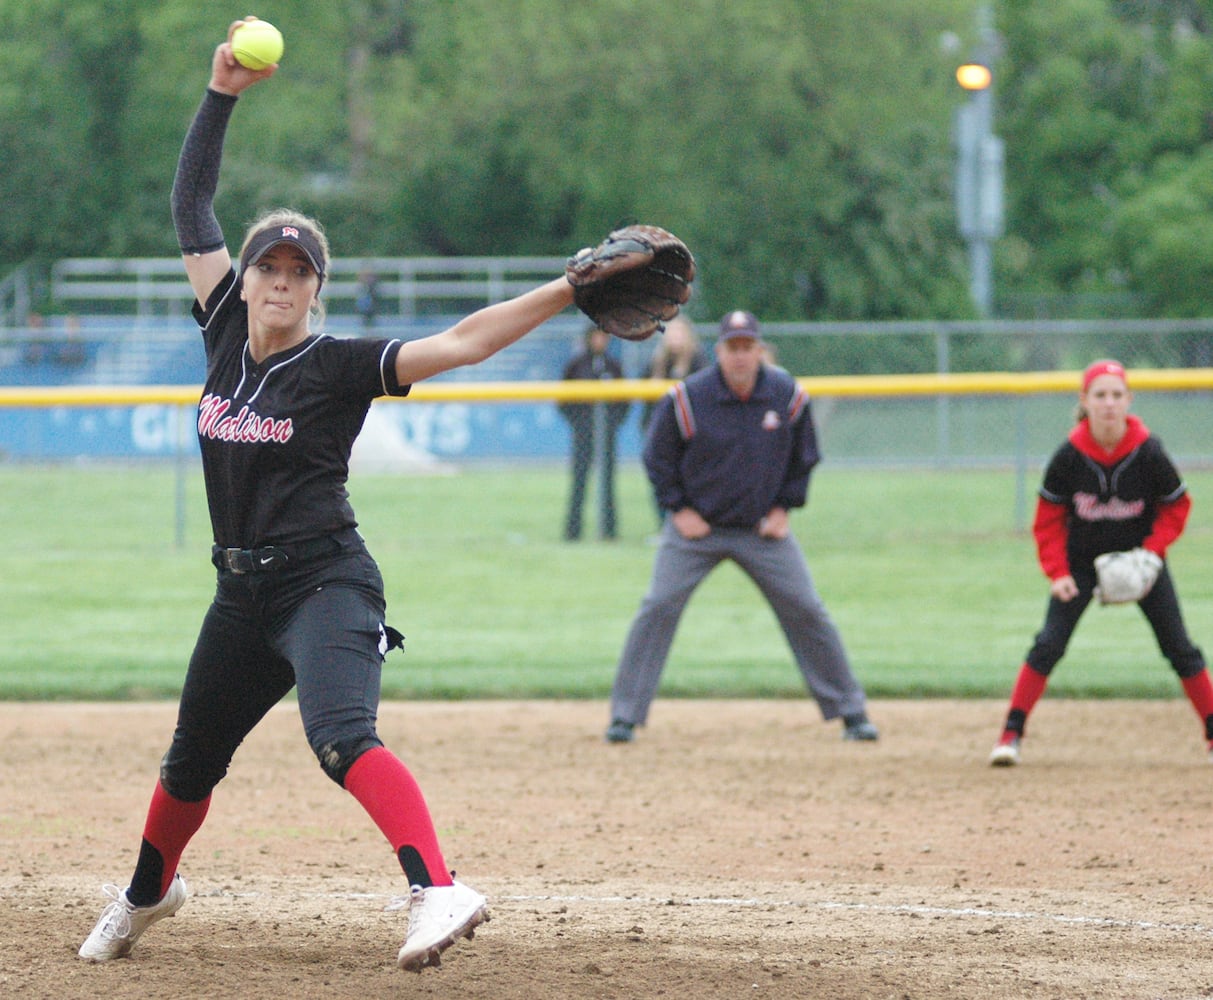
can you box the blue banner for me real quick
[0,400,645,463]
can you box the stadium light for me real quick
[953,6,1003,317]
[956,63,992,91]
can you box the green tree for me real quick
[996,0,1213,324]
[19,0,1213,338]
[1113,150,1213,319]
[0,0,981,325]
[358,0,977,321]
[0,1,140,264]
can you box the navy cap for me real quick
[241,224,326,283]
[718,310,761,341]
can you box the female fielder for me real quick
[80,19,584,972]
[989,359,1213,766]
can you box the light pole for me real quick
[953,9,1004,317]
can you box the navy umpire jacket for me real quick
[643,363,819,530]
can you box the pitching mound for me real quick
[4,699,1212,999]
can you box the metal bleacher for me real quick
[1,255,587,386]
[46,255,570,319]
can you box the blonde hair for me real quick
[239,209,331,327]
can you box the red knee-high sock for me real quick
[130,781,211,904]
[1004,663,1049,734]
[343,746,451,888]
[1181,670,1213,738]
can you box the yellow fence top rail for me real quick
[2,368,1213,408]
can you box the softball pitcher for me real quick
[79,19,582,972]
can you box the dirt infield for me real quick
[4,699,1213,1000]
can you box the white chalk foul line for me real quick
[499,894,1213,936]
[212,889,1213,936]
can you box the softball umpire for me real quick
[989,359,1213,766]
[605,311,878,743]
[79,19,582,972]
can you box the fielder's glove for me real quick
[565,225,695,341]
[1093,547,1163,605]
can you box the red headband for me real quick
[1082,360,1127,391]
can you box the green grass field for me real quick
[3,462,1211,701]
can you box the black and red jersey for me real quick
[193,268,410,549]
[1033,414,1189,578]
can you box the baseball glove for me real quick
[565,225,695,341]
[1093,547,1163,605]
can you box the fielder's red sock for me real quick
[128,781,211,905]
[1004,663,1049,734]
[343,746,451,888]
[1181,670,1213,736]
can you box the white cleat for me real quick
[397,879,489,972]
[79,874,188,961]
[988,738,1022,767]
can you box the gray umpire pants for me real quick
[609,520,869,726]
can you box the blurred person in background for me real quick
[354,269,380,332]
[640,315,708,528]
[640,315,708,432]
[558,324,629,540]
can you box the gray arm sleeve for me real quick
[170,89,237,255]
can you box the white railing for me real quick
[48,256,569,318]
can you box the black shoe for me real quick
[842,713,879,741]
[604,719,635,743]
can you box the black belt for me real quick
[211,533,350,574]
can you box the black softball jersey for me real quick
[193,268,410,550]
[1035,414,1188,574]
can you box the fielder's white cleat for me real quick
[988,736,1022,767]
[397,879,489,972]
[78,874,188,961]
